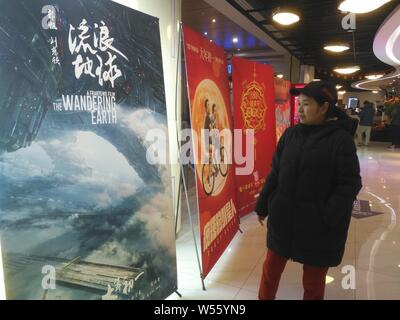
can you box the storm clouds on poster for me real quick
[0,0,177,300]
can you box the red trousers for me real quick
[259,249,329,300]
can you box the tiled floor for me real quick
[168,142,400,300]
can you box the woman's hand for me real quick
[258,215,266,226]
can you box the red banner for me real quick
[232,57,276,217]
[274,78,292,142]
[182,26,239,277]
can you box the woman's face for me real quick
[298,94,328,125]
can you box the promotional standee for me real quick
[232,57,277,218]
[291,83,306,126]
[274,78,292,143]
[183,26,239,277]
[0,0,177,300]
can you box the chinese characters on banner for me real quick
[0,0,177,300]
[183,26,239,277]
[274,78,292,143]
[232,57,277,218]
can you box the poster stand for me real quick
[179,161,206,292]
[173,22,206,294]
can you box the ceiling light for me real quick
[276,74,284,79]
[338,90,347,95]
[352,68,400,90]
[324,44,350,53]
[204,32,208,36]
[325,276,335,284]
[334,66,360,74]
[232,37,239,43]
[339,0,392,14]
[272,9,300,26]
[372,90,380,94]
[212,19,216,23]
[365,74,384,80]
[336,85,343,90]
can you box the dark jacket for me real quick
[359,104,375,126]
[255,110,362,267]
[391,105,400,126]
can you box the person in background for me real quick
[256,81,362,300]
[338,103,346,112]
[346,108,360,143]
[388,103,400,149]
[376,105,384,117]
[358,101,375,147]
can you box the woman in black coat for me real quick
[256,81,362,300]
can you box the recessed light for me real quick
[210,40,213,43]
[338,90,347,95]
[204,32,208,36]
[334,66,360,75]
[336,85,343,90]
[272,9,300,26]
[372,90,380,94]
[232,37,239,43]
[325,276,335,284]
[324,44,350,53]
[212,19,216,23]
[365,74,384,80]
[276,74,284,79]
[339,0,392,14]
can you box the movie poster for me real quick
[0,0,177,300]
[232,57,276,217]
[182,26,239,277]
[274,78,292,143]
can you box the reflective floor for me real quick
[169,142,400,300]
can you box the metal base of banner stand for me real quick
[175,290,182,298]
[179,162,207,292]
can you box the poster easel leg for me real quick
[175,290,182,298]
[179,162,207,291]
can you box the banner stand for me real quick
[173,22,206,293]
[179,162,206,291]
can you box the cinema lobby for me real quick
[0,0,400,302]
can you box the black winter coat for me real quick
[255,112,362,267]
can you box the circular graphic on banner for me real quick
[192,79,231,197]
